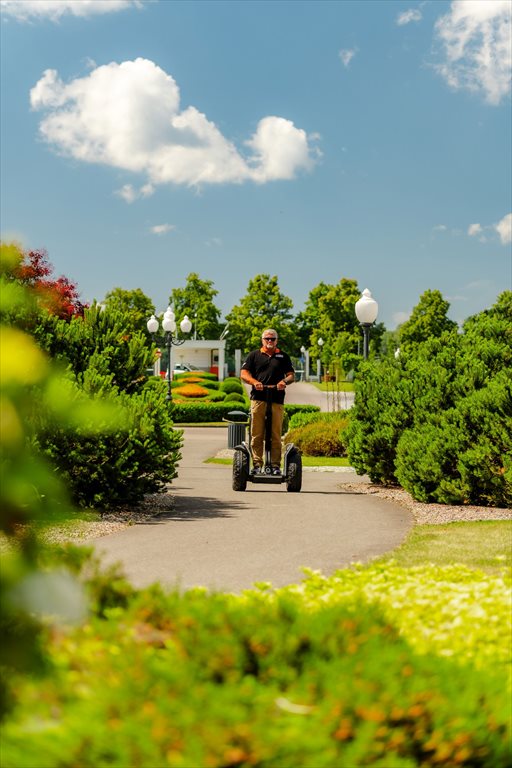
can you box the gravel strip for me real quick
[339,482,511,525]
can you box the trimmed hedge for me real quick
[220,378,244,395]
[170,401,319,424]
[170,401,250,423]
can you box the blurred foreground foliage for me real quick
[347,292,512,506]
[1,243,182,510]
[1,552,510,767]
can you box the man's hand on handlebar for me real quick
[253,381,264,391]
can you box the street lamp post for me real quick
[317,337,324,381]
[147,307,192,401]
[355,288,379,360]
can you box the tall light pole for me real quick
[147,308,192,401]
[317,337,324,381]
[355,288,379,360]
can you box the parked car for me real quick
[173,363,200,375]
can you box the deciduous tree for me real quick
[224,274,298,355]
[169,273,223,340]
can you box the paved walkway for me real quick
[95,426,412,593]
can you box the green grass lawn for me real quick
[205,455,350,466]
[377,520,511,575]
[312,381,355,392]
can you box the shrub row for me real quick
[168,399,319,423]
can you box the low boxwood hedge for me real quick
[169,401,320,424]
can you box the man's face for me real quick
[262,333,277,349]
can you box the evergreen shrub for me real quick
[35,381,183,508]
[220,377,244,395]
[347,292,512,505]
[224,392,246,403]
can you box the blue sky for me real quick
[1,0,511,330]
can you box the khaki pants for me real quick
[250,400,284,468]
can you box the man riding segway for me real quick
[241,328,294,475]
[232,329,301,492]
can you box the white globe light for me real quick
[162,315,176,333]
[355,288,379,324]
[147,315,159,334]
[180,315,192,334]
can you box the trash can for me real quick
[224,410,249,448]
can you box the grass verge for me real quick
[376,520,511,575]
[204,456,351,467]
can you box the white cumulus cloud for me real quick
[0,0,142,22]
[396,9,423,26]
[150,224,175,236]
[115,183,154,203]
[468,223,483,237]
[30,58,319,189]
[495,212,512,244]
[433,0,512,105]
[339,48,357,67]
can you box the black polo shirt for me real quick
[241,348,294,404]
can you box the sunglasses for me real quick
[263,337,277,341]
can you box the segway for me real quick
[232,385,302,492]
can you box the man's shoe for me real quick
[252,466,262,475]
[272,467,281,476]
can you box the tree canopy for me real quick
[103,287,155,335]
[169,273,223,340]
[224,274,298,355]
[399,289,457,348]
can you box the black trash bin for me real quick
[224,410,249,448]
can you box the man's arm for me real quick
[240,367,264,391]
[277,370,295,391]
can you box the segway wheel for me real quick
[286,449,302,493]
[232,448,249,491]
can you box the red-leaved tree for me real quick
[14,249,86,320]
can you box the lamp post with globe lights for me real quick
[147,308,192,401]
[317,337,324,381]
[355,289,378,360]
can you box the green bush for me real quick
[2,555,509,768]
[284,404,320,419]
[286,413,349,456]
[169,400,249,423]
[395,372,512,506]
[203,390,226,402]
[174,371,218,381]
[347,292,512,505]
[220,377,244,395]
[35,378,183,509]
[224,392,246,403]
[35,303,153,395]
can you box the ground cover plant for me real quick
[1,546,510,768]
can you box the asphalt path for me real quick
[94,425,412,593]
